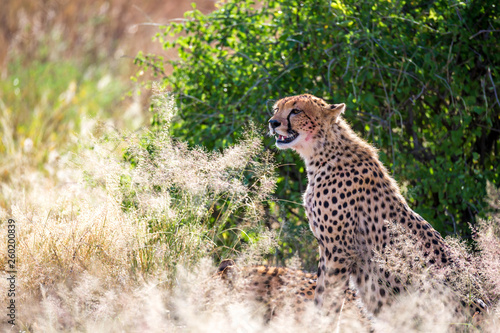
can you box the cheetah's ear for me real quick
[325,103,346,120]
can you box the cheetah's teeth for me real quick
[276,131,299,144]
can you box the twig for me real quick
[469,30,500,40]
[231,76,269,107]
[434,74,457,110]
[444,208,457,236]
[335,296,347,333]
[122,55,166,76]
[382,15,440,33]
[177,92,216,110]
[132,5,154,22]
[341,55,351,79]
[409,83,427,105]
[327,57,337,93]
[265,99,277,117]
[476,123,500,133]
[487,67,500,108]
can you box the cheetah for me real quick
[217,259,317,318]
[268,94,488,319]
[216,259,368,328]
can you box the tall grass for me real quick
[0,1,499,330]
[110,89,278,276]
[0,89,498,332]
[0,0,139,210]
[0,0,216,209]
[0,90,278,331]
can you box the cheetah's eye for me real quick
[290,109,302,115]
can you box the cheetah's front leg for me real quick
[315,245,351,314]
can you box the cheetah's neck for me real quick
[303,118,378,179]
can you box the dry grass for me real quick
[0,90,499,332]
[0,91,278,331]
[0,0,216,72]
[0,0,216,209]
[0,2,499,331]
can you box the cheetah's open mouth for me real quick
[276,130,299,144]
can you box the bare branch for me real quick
[469,30,500,40]
[488,67,500,108]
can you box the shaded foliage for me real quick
[136,0,500,262]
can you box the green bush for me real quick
[136,0,500,264]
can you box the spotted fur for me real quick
[268,94,488,318]
[216,259,371,327]
[217,259,317,319]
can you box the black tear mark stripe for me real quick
[287,111,293,133]
[286,107,313,134]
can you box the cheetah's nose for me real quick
[269,119,281,129]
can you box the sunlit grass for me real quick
[0,91,279,330]
[0,1,498,331]
[0,89,498,332]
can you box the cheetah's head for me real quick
[268,94,345,154]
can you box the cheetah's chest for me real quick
[304,183,317,235]
[304,179,338,241]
